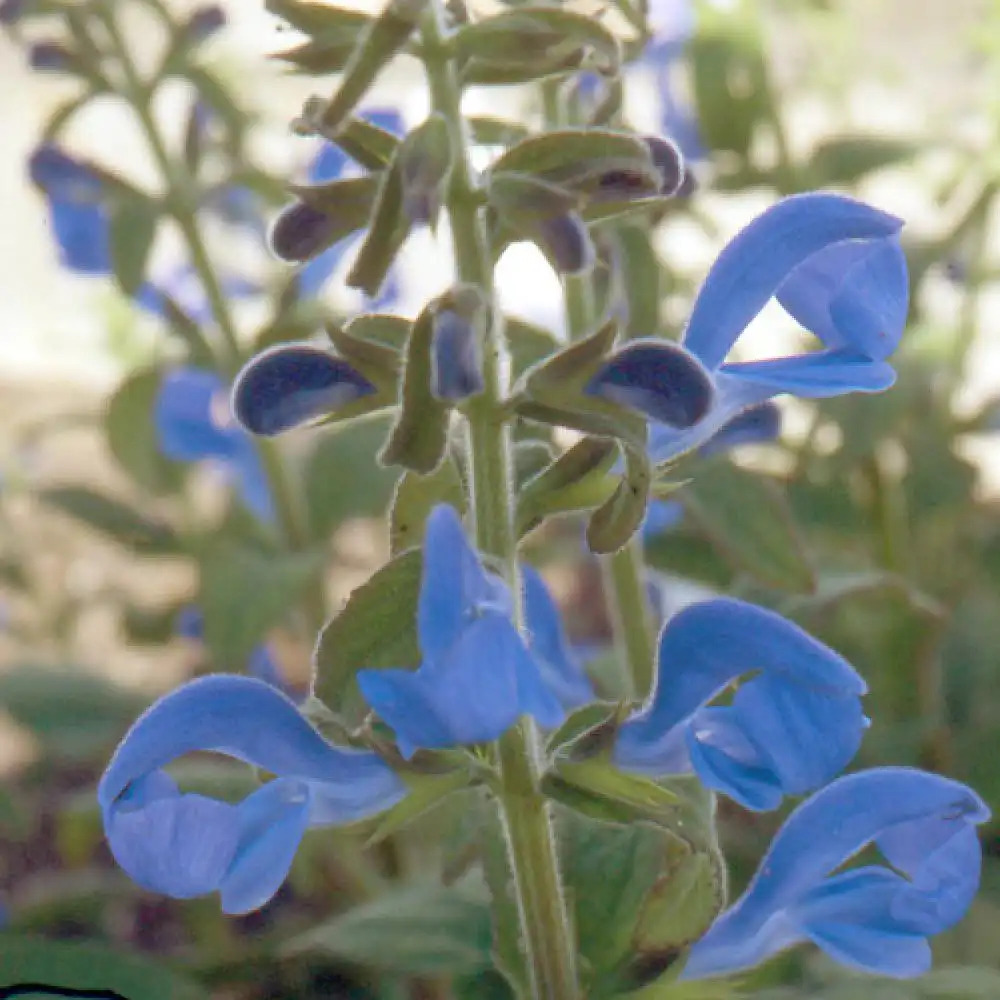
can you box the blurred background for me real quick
[2,0,1000,998]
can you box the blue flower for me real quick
[357,506,566,758]
[683,768,990,980]
[155,367,273,521]
[294,109,405,305]
[613,598,867,811]
[522,566,594,710]
[647,193,909,466]
[176,605,298,700]
[98,675,407,913]
[30,144,261,317]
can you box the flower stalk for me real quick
[421,4,579,996]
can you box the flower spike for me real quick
[682,768,990,980]
[98,675,407,913]
[614,598,867,811]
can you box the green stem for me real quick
[421,6,578,998]
[558,167,655,704]
[602,535,656,700]
[97,7,326,635]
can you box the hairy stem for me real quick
[421,5,579,998]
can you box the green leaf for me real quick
[346,312,412,349]
[304,416,398,539]
[0,666,148,760]
[109,197,158,296]
[380,305,450,474]
[682,460,815,593]
[399,112,453,225]
[455,7,619,73]
[360,769,476,846]
[40,487,179,555]
[690,14,772,159]
[346,151,410,298]
[505,316,560,377]
[266,0,371,35]
[313,548,423,716]
[0,935,209,1000]
[336,114,401,170]
[586,440,651,554]
[282,879,493,975]
[291,173,380,217]
[468,116,531,146]
[325,322,402,397]
[490,129,653,179]
[311,0,427,132]
[516,435,617,537]
[104,367,184,494]
[390,457,466,554]
[808,135,920,187]
[199,543,325,667]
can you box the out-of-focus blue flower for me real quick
[182,4,226,43]
[642,400,782,541]
[295,109,405,305]
[176,605,298,699]
[155,367,273,521]
[522,566,594,710]
[641,0,705,164]
[683,768,990,980]
[357,506,565,758]
[30,145,112,274]
[648,193,909,467]
[30,144,261,318]
[231,344,378,437]
[98,675,406,913]
[0,0,24,24]
[29,41,74,72]
[613,597,867,811]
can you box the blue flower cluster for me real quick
[94,184,985,981]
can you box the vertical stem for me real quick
[421,6,579,998]
[602,535,656,700]
[97,9,326,634]
[559,184,657,703]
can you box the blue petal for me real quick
[176,605,204,639]
[681,194,903,370]
[359,613,560,758]
[722,349,897,398]
[270,201,349,263]
[156,368,239,462]
[363,108,405,137]
[49,198,112,274]
[777,237,909,360]
[218,778,311,914]
[105,772,240,898]
[99,675,406,816]
[226,437,276,521]
[417,505,512,665]
[699,401,781,457]
[431,310,484,401]
[586,340,714,427]
[538,213,594,274]
[29,145,104,201]
[641,499,684,539]
[682,674,867,811]
[615,598,865,770]
[232,344,377,436]
[682,768,989,980]
[522,566,594,709]
[309,142,349,184]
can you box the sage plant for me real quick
[8,0,989,997]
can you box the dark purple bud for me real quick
[269,202,340,263]
[184,4,226,42]
[642,136,685,197]
[538,213,594,274]
[586,339,714,428]
[29,41,73,71]
[232,345,377,436]
[701,402,781,456]
[431,310,483,401]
